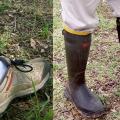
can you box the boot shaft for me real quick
[63,30,91,85]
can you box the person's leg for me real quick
[107,0,120,42]
[60,0,108,118]
[60,0,100,33]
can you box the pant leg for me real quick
[107,0,120,17]
[60,0,101,35]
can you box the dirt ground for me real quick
[53,1,120,120]
[0,0,53,120]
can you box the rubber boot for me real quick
[117,17,120,43]
[63,30,108,118]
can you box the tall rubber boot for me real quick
[117,17,120,43]
[63,30,108,118]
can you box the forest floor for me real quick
[0,0,53,120]
[53,1,120,120]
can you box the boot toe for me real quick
[70,84,108,117]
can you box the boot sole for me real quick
[0,73,49,114]
[64,87,110,119]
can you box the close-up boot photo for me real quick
[0,0,53,120]
[53,0,120,120]
[0,0,120,120]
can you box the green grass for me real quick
[24,93,53,120]
[39,23,51,39]
[0,4,9,13]
[25,79,53,120]
[0,32,10,52]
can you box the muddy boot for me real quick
[117,17,120,43]
[63,30,108,118]
[0,55,50,114]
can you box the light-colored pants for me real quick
[60,0,120,35]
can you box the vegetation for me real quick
[0,0,53,120]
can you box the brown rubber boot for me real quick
[63,30,109,118]
[117,17,120,43]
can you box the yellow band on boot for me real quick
[64,25,90,36]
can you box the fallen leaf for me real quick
[30,38,36,49]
